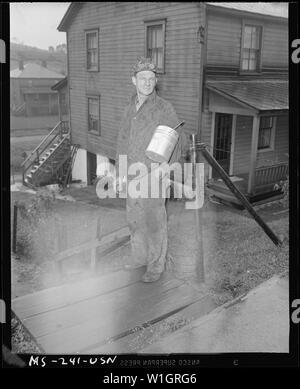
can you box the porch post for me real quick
[247,115,260,194]
[208,111,215,180]
[229,114,237,176]
[58,92,62,121]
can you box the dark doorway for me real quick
[213,113,232,178]
[87,151,97,185]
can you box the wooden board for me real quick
[12,268,204,354]
[12,268,145,320]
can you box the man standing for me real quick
[116,57,186,283]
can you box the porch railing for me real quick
[12,102,26,116]
[255,162,289,190]
[21,120,70,185]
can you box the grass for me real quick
[128,317,192,351]
[11,311,43,353]
[204,205,289,304]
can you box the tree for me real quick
[56,44,67,54]
[48,46,54,53]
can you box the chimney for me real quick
[18,60,24,70]
[41,60,47,68]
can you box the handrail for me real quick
[255,161,289,171]
[255,162,288,189]
[21,121,62,167]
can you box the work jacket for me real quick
[116,90,187,170]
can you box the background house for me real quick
[10,61,65,132]
[54,2,288,203]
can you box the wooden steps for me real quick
[22,121,74,188]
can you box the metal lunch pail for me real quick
[145,125,180,163]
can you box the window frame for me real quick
[240,20,263,74]
[87,95,101,136]
[257,115,276,152]
[85,28,99,72]
[144,19,166,74]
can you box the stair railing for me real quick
[61,144,79,189]
[21,120,70,185]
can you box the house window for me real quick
[258,116,276,151]
[86,29,99,71]
[145,20,166,73]
[241,24,262,72]
[87,96,100,134]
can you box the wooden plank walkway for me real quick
[12,266,214,354]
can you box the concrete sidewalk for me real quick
[141,274,289,353]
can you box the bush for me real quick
[274,175,289,207]
[281,176,289,207]
[16,189,58,261]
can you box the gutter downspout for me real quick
[197,2,207,139]
[65,31,72,144]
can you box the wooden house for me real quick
[10,61,65,131]
[51,76,69,122]
[55,2,288,203]
[203,2,288,205]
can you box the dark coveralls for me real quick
[116,90,186,276]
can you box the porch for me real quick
[205,79,289,207]
[207,161,289,208]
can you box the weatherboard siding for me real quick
[67,2,202,160]
[232,114,289,175]
[256,114,289,167]
[206,8,288,75]
[207,12,242,67]
[262,20,288,68]
[232,115,253,175]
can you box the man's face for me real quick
[132,70,157,97]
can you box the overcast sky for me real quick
[10,2,70,50]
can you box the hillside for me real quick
[10,42,67,75]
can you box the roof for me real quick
[206,2,288,19]
[10,63,65,79]
[51,77,68,91]
[57,3,83,31]
[58,2,288,32]
[206,80,288,112]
